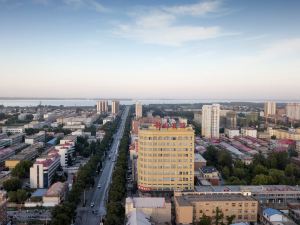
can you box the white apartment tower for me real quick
[135,102,143,118]
[112,100,120,115]
[96,100,108,114]
[286,103,300,121]
[202,104,220,139]
[264,101,276,117]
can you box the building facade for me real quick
[112,100,120,115]
[174,192,258,225]
[226,111,237,129]
[202,104,220,139]
[264,101,276,117]
[96,100,108,114]
[30,152,60,188]
[138,125,194,192]
[286,103,300,121]
[135,102,143,119]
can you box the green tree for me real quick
[11,160,33,179]
[222,166,230,179]
[251,174,274,185]
[215,207,224,225]
[226,215,236,225]
[8,189,28,203]
[198,214,212,225]
[268,169,285,184]
[3,177,22,192]
[253,164,268,175]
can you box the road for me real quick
[76,106,129,225]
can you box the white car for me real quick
[90,202,95,208]
[97,185,102,189]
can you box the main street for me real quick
[75,106,129,225]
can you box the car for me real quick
[97,184,102,189]
[100,169,103,172]
[90,202,95,208]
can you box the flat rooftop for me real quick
[176,193,256,206]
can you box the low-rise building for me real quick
[174,192,258,225]
[43,182,68,207]
[1,126,24,134]
[0,148,16,166]
[25,131,46,144]
[194,153,207,171]
[1,133,24,146]
[268,128,300,141]
[5,143,41,169]
[225,128,240,139]
[261,208,296,225]
[199,166,221,186]
[195,185,300,210]
[60,135,77,145]
[241,128,257,138]
[125,197,171,225]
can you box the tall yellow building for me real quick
[138,125,194,192]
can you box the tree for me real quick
[251,174,273,185]
[198,214,212,225]
[11,160,33,179]
[8,189,28,203]
[222,166,230,179]
[271,135,276,140]
[253,164,268,175]
[215,207,224,225]
[226,215,236,225]
[268,169,285,184]
[3,178,22,192]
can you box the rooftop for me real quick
[45,182,66,197]
[201,166,218,174]
[126,197,166,208]
[175,193,256,206]
[263,208,282,216]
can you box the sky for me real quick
[0,0,300,100]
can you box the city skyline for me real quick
[1,0,300,100]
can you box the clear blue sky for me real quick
[1,0,300,100]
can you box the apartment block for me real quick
[202,104,220,139]
[112,100,120,114]
[138,124,194,192]
[54,143,75,167]
[96,100,108,114]
[286,103,300,121]
[30,150,60,188]
[264,101,276,117]
[135,102,143,119]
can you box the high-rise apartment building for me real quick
[135,102,143,118]
[226,111,237,129]
[138,124,194,192]
[264,101,276,117]
[96,100,108,114]
[286,103,300,121]
[112,100,120,115]
[202,104,220,139]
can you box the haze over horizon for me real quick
[1,0,300,100]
